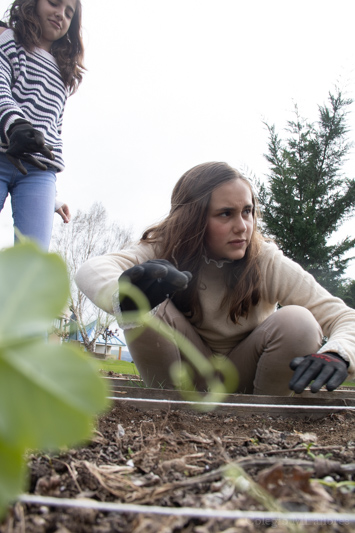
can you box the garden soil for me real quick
[1,376,355,533]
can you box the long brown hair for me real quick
[6,0,85,94]
[142,162,264,323]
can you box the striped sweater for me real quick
[0,29,67,171]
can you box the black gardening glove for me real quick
[289,352,349,394]
[6,120,54,175]
[119,259,192,312]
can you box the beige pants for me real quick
[125,301,323,395]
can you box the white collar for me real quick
[202,255,233,268]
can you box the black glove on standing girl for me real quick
[6,119,54,175]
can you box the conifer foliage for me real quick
[259,89,355,295]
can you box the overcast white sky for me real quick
[1,0,355,275]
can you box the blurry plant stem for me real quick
[119,282,238,407]
[225,464,305,533]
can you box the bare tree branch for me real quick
[51,202,132,351]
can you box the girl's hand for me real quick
[6,120,54,175]
[289,352,348,393]
[118,259,192,312]
[55,203,71,223]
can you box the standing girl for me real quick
[75,162,355,396]
[0,0,84,249]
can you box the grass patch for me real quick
[98,359,140,376]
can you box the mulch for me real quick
[1,379,355,533]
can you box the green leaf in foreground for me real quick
[0,244,69,340]
[0,342,108,449]
[0,243,109,518]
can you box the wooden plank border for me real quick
[102,378,355,419]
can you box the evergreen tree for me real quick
[258,89,355,294]
[339,279,355,309]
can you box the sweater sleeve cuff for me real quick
[5,115,29,141]
[318,341,350,364]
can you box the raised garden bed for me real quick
[1,378,355,533]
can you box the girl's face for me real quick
[204,178,254,261]
[36,0,77,52]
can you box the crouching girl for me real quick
[76,162,355,395]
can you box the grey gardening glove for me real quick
[119,259,192,312]
[6,119,54,175]
[289,352,348,394]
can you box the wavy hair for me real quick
[142,162,264,323]
[6,0,85,94]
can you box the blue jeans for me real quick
[0,153,57,250]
